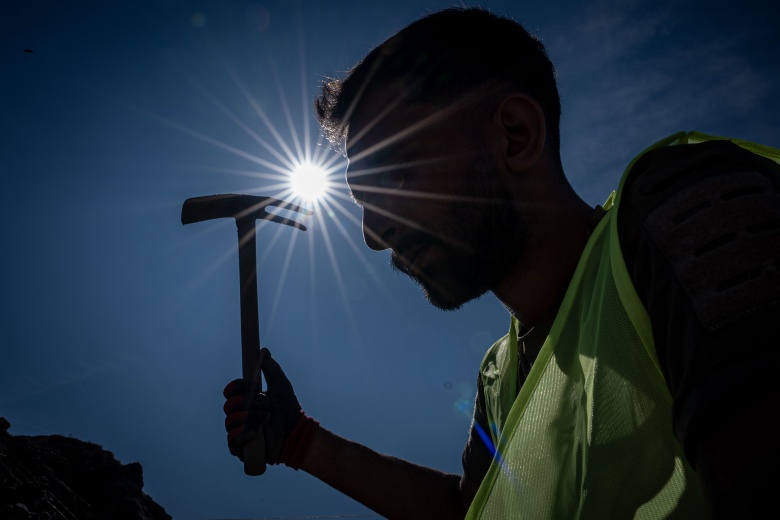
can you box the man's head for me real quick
[314,8,563,310]
[316,7,561,164]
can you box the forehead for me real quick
[345,83,454,164]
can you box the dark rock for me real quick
[0,417,171,520]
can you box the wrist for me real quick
[280,412,319,470]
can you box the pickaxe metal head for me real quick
[181,193,311,476]
[181,193,312,230]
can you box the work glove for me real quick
[223,348,318,469]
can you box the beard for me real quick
[390,150,530,311]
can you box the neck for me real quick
[492,186,593,329]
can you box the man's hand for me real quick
[223,348,305,465]
[223,350,472,518]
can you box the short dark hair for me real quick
[314,7,561,162]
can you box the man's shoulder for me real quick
[620,138,779,217]
[618,137,780,332]
[615,136,780,467]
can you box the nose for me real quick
[362,205,395,251]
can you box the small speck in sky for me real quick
[191,12,207,28]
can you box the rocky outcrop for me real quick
[0,417,171,520]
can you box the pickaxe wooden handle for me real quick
[181,194,311,475]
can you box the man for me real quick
[223,8,780,518]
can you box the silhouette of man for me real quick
[223,8,780,519]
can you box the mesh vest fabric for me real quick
[464,131,780,519]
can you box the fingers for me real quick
[225,407,270,431]
[224,392,271,459]
[223,378,249,399]
[223,376,270,458]
[227,426,260,459]
[223,392,269,415]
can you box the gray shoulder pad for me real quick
[640,146,780,331]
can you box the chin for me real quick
[424,292,465,311]
[420,278,489,311]
[391,251,493,311]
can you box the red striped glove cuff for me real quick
[280,412,319,470]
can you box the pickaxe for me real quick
[181,194,311,475]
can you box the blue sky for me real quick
[2,1,779,518]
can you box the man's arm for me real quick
[300,427,477,519]
[224,349,480,519]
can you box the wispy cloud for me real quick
[545,0,774,202]
[0,352,132,405]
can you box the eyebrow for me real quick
[345,164,386,207]
[346,105,448,167]
[345,157,399,206]
[347,154,446,207]
[345,146,401,186]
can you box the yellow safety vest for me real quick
[466,131,780,519]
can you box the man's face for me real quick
[388,148,529,310]
[346,89,530,310]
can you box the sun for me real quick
[289,161,330,202]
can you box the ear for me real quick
[494,94,547,173]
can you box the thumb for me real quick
[260,348,294,394]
